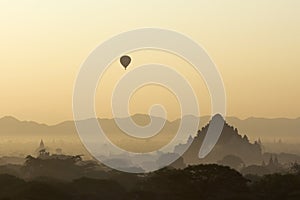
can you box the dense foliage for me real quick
[1,164,300,200]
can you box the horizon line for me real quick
[1,114,300,127]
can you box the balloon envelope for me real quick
[120,55,131,69]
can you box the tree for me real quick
[135,164,249,199]
[218,155,245,170]
[290,162,300,174]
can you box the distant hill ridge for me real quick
[0,115,300,142]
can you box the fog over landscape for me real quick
[1,114,299,154]
[1,114,300,170]
[1,114,300,199]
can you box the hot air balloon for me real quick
[120,55,131,70]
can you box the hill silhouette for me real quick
[1,115,299,142]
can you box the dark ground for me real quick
[1,164,300,200]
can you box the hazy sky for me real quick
[0,0,299,124]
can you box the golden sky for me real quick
[0,0,299,124]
